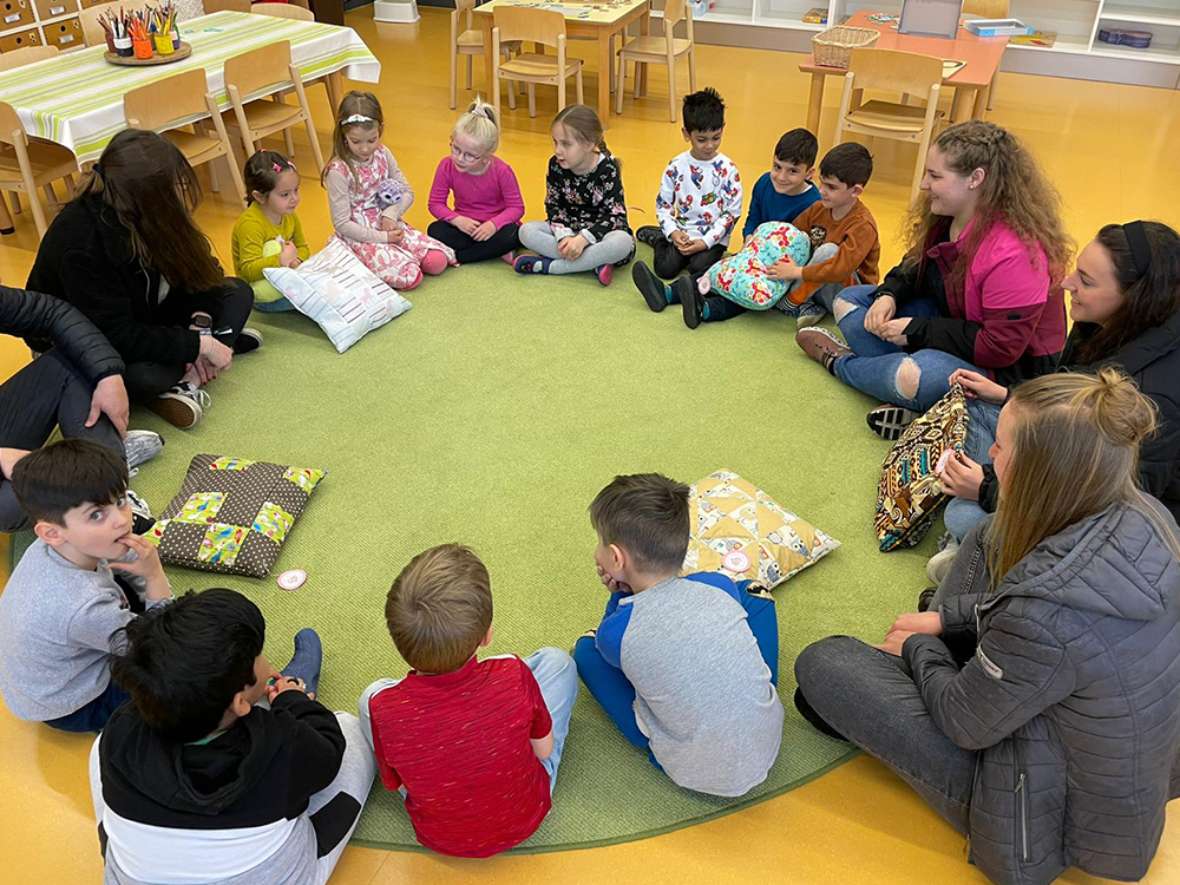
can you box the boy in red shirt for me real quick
[358,543,578,857]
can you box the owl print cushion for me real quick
[145,454,325,578]
[706,222,812,310]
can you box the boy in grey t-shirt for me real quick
[0,440,171,732]
[573,473,783,797]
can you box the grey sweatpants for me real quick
[519,221,635,274]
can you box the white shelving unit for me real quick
[678,0,1180,88]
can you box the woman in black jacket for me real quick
[25,129,257,430]
[0,287,158,531]
[927,220,1180,581]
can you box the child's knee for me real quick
[400,268,424,290]
[420,250,449,276]
[895,358,921,399]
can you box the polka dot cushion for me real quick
[144,454,326,578]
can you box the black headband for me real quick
[1123,220,1152,278]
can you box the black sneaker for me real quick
[866,404,921,440]
[676,276,702,329]
[635,225,663,248]
[632,261,668,312]
[917,587,938,612]
[233,327,264,355]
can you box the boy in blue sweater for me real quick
[572,474,784,797]
[741,128,821,240]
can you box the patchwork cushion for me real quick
[264,239,412,353]
[876,385,969,552]
[145,454,325,577]
[682,469,840,589]
[706,222,812,310]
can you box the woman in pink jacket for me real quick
[795,122,1073,437]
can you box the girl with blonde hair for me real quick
[796,121,1073,437]
[427,97,525,265]
[796,368,1180,885]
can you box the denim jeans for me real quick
[794,635,976,834]
[832,284,978,412]
[357,647,578,794]
[944,398,1002,541]
[45,679,130,733]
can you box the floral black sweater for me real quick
[543,154,631,242]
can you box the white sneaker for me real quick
[150,382,210,429]
[926,533,960,586]
[124,429,164,471]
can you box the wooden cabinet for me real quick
[0,25,41,50]
[42,15,80,47]
[0,0,83,57]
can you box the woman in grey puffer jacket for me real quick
[795,368,1180,885]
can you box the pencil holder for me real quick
[171,26,181,50]
[153,33,174,55]
[132,37,152,59]
[114,35,133,57]
[103,31,116,53]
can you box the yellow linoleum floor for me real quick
[2,8,1180,883]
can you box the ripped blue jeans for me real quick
[831,284,978,412]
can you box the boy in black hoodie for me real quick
[90,588,375,885]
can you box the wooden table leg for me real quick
[597,29,612,123]
[805,72,824,135]
[480,19,495,103]
[972,83,989,119]
[325,70,342,114]
[950,87,977,123]
[638,11,650,96]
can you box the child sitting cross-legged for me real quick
[573,474,784,797]
[0,439,171,733]
[91,588,375,884]
[359,543,579,857]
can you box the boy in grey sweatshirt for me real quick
[0,439,171,732]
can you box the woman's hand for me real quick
[558,236,587,260]
[864,293,896,335]
[875,629,915,656]
[87,375,130,437]
[939,453,984,501]
[198,334,233,371]
[875,318,910,346]
[0,447,30,481]
[889,611,943,637]
[471,220,497,243]
[948,368,1008,404]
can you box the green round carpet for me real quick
[34,257,942,852]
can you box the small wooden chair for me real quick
[222,40,325,173]
[124,68,246,204]
[834,48,944,204]
[0,46,59,71]
[0,101,79,238]
[251,3,340,111]
[80,0,150,47]
[615,0,695,122]
[450,0,521,111]
[492,7,583,121]
[963,0,1008,110]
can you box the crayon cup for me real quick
[103,31,116,53]
[114,35,133,57]
[132,37,153,59]
[153,33,174,55]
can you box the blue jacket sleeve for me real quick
[595,591,632,670]
[742,176,766,239]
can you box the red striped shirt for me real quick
[367,654,553,857]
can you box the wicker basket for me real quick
[812,26,880,69]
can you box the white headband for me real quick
[340,113,375,125]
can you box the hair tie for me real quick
[272,160,296,174]
[340,113,375,126]
[1123,220,1152,278]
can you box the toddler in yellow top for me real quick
[231,151,310,313]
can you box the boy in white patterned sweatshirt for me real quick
[632,88,743,308]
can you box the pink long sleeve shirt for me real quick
[428,156,525,230]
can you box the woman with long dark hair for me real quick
[25,129,258,429]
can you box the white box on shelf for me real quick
[374,0,419,23]
[965,18,1032,37]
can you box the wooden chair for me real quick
[450,0,521,111]
[615,0,695,122]
[222,40,325,173]
[491,7,583,121]
[0,46,59,71]
[0,101,78,238]
[963,0,1008,110]
[80,0,150,47]
[124,68,246,204]
[251,3,340,111]
[203,0,251,11]
[834,48,944,204]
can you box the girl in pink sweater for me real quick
[427,99,525,265]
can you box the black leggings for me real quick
[124,278,254,401]
[426,221,520,265]
[0,349,122,532]
[650,236,727,280]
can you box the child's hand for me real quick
[595,563,630,594]
[558,236,587,260]
[267,675,314,703]
[279,241,299,267]
[109,535,171,601]
[676,238,707,256]
[767,260,803,281]
[378,216,399,232]
[471,220,497,242]
[384,226,405,244]
[0,447,30,480]
[669,230,690,248]
[451,215,480,236]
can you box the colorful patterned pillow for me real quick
[682,469,840,589]
[706,222,812,310]
[145,454,325,578]
[876,385,969,552]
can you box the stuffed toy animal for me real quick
[369,179,408,216]
[706,222,812,310]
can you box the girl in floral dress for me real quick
[515,105,634,287]
[322,92,455,290]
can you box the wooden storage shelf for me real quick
[0,0,83,57]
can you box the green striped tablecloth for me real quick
[0,10,379,163]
